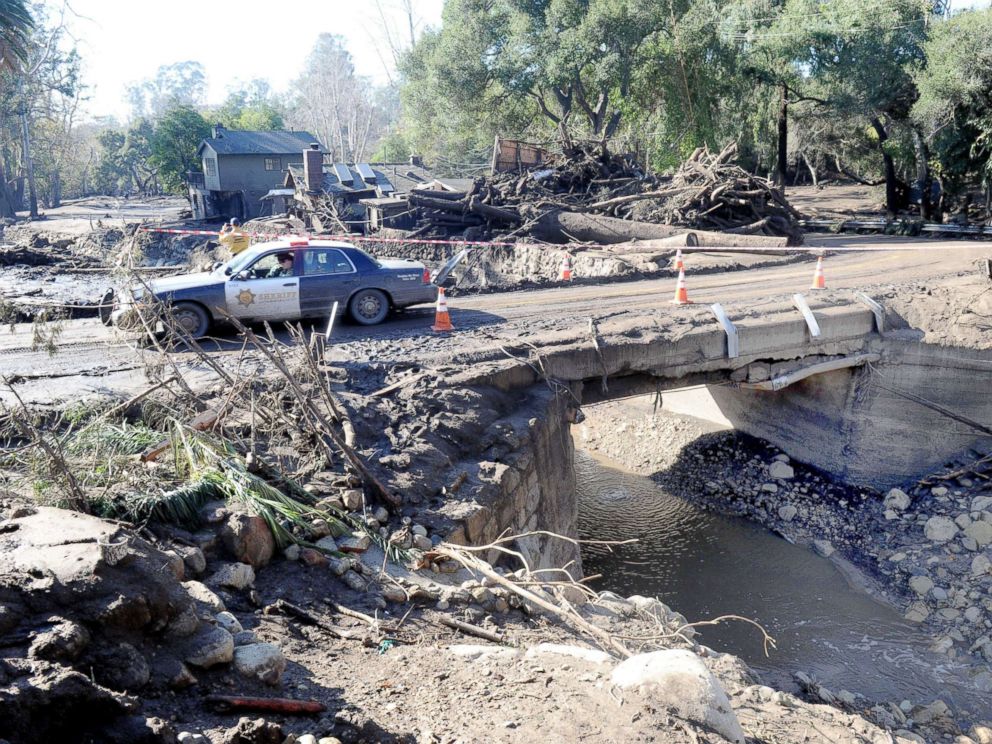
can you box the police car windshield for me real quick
[224,249,265,275]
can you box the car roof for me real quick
[242,239,358,258]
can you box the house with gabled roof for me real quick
[187,124,326,221]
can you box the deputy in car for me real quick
[266,253,294,278]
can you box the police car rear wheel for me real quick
[349,289,389,325]
[172,302,210,338]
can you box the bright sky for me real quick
[64,0,446,123]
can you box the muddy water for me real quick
[576,449,985,717]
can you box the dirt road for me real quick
[1,235,988,406]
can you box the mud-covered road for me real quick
[1,234,989,406]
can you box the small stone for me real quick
[327,557,351,576]
[233,643,286,685]
[412,534,433,551]
[971,496,992,512]
[965,606,983,623]
[221,513,275,569]
[965,520,992,547]
[340,570,366,591]
[283,544,300,561]
[233,630,258,646]
[778,505,797,522]
[884,489,911,511]
[338,533,371,553]
[177,734,207,743]
[924,516,959,543]
[341,489,364,511]
[972,554,992,575]
[932,486,949,497]
[411,524,428,537]
[812,540,834,558]
[470,586,496,607]
[299,548,327,567]
[956,513,974,529]
[209,562,255,590]
[297,736,317,744]
[970,724,992,744]
[909,575,934,595]
[761,483,779,493]
[184,580,226,613]
[215,611,243,634]
[768,461,794,480]
[177,545,207,575]
[184,625,234,668]
[382,585,407,602]
[318,738,343,744]
[905,603,930,622]
[309,519,332,538]
[28,618,90,661]
[315,536,339,552]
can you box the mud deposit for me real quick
[576,449,986,719]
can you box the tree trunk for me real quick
[776,83,788,189]
[870,117,898,219]
[911,127,932,221]
[0,160,16,219]
[532,210,789,248]
[51,170,61,209]
[802,152,818,187]
[19,110,38,218]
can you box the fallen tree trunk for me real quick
[532,211,790,248]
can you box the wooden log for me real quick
[532,211,791,248]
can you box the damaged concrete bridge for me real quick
[330,285,992,573]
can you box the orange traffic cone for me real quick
[560,253,573,281]
[671,267,692,305]
[431,288,454,332]
[810,256,826,290]
[673,248,684,271]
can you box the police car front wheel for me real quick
[349,289,389,325]
[171,302,210,338]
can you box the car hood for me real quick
[377,258,424,270]
[145,272,219,295]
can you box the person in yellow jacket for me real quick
[218,218,250,256]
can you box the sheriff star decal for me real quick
[237,288,256,307]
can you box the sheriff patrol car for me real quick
[106,238,461,337]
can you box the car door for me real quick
[298,248,360,317]
[225,250,301,321]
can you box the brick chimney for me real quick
[212,123,226,139]
[304,143,323,191]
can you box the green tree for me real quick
[149,105,210,194]
[215,79,285,130]
[0,0,33,73]
[913,8,992,217]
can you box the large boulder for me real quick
[610,649,745,744]
[220,514,275,569]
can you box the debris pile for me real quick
[392,142,804,246]
[632,143,805,244]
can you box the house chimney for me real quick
[212,123,226,139]
[304,143,323,192]
[409,155,423,167]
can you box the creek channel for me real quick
[575,446,986,719]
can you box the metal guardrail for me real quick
[800,218,992,237]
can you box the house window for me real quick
[265,158,280,171]
[204,158,217,177]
